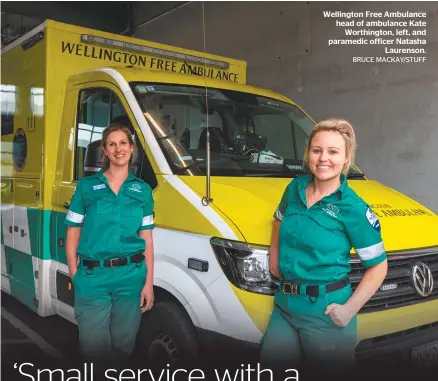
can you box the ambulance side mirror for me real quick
[84,140,103,176]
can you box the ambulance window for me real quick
[111,99,125,121]
[74,88,157,188]
[293,124,307,159]
[253,114,296,159]
[29,87,44,118]
[147,100,224,149]
[1,84,16,136]
[74,88,124,180]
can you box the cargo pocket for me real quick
[123,192,144,219]
[310,213,345,236]
[96,198,113,215]
[74,292,85,321]
[84,187,111,212]
[280,207,301,240]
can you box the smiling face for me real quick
[308,130,348,182]
[102,130,133,168]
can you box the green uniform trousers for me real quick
[260,284,357,378]
[72,260,147,363]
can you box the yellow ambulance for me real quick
[1,20,437,367]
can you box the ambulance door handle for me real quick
[63,202,70,209]
[27,116,34,130]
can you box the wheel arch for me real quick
[153,283,200,327]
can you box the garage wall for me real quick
[135,2,438,213]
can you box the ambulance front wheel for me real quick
[136,300,199,369]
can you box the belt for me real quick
[282,277,349,297]
[81,252,144,269]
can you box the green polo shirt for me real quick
[274,174,386,284]
[65,170,154,260]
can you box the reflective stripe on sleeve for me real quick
[66,210,84,224]
[275,208,284,221]
[356,241,385,261]
[142,215,154,226]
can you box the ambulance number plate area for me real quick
[411,341,438,368]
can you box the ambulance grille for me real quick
[350,249,438,313]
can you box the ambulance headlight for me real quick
[210,238,279,295]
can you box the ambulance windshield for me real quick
[133,83,363,178]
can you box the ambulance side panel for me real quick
[1,25,46,313]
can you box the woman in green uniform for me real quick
[260,118,388,376]
[65,123,155,365]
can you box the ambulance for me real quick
[1,20,437,368]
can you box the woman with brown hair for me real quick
[65,123,155,365]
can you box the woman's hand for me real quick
[269,220,281,279]
[69,268,77,279]
[269,262,281,279]
[140,282,154,313]
[325,303,356,328]
[66,227,81,280]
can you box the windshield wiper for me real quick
[174,161,200,174]
[244,172,300,178]
[347,173,365,179]
[230,155,252,162]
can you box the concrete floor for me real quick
[2,291,437,381]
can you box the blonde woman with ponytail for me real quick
[261,119,388,377]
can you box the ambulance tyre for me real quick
[137,300,199,369]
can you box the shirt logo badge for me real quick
[322,203,339,218]
[366,207,381,231]
[129,183,142,193]
[93,184,106,191]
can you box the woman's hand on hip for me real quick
[269,254,281,279]
[325,303,356,328]
[140,283,154,313]
[270,265,281,279]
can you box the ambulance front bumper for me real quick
[196,322,438,370]
[355,321,438,370]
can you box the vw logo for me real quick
[411,262,434,297]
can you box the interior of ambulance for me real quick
[74,82,365,185]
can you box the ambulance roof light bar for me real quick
[81,34,230,69]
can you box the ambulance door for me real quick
[1,178,14,295]
[12,178,41,312]
[49,85,78,316]
[1,82,42,311]
[52,81,144,314]
[1,84,16,296]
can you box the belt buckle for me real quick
[291,284,298,295]
[282,282,299,295]
[110,258,121,267]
